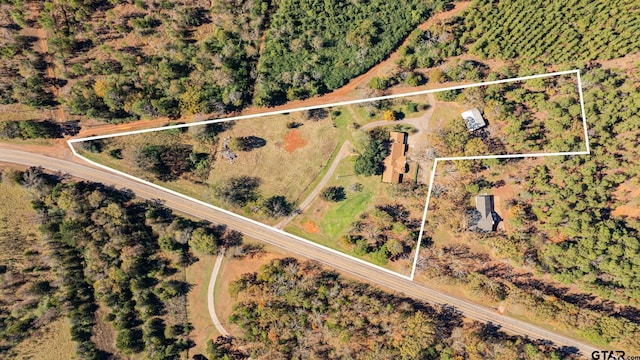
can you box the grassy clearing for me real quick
[210,113,339,200]
[0,137,55,146]
[186,254,218,356]
[78,112,340,224]
[11,318,78,360]
[0,105,50,122]
[286,157,386,248]
[331,106,354,129]
[322,190,374,239]
[82,112,338,201]
[0,176,39,266]
[430,100,465,128]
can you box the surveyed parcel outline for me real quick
[68,69,591,281]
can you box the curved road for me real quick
[208,249,229,337]
[0,149,600,357]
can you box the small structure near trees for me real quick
[221,136,237,163]
[461,108,486,132]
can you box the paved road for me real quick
[0,149,600,357]
[207,248,229,337]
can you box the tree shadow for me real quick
[478,264,640,324]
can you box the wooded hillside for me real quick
[225,258,575,359]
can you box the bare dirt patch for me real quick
[492,182,516,233]
[612,182,640,218]
[302,220,320,234]
[283,129,308,153]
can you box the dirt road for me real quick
[207,249,229,337]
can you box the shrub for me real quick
[368,77,388,90]
[261,196,293,218]
[320,186,346,202]
[189,228,218,255]
[405,102,418,113]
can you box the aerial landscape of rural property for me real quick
[72,71,587,275]
[1,0,640,359]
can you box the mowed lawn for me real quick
[286,157,388,249]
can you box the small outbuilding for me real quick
[221,136,238,163]
[461,108,486,132]
[382,131,408,183]
[475,194,499,232]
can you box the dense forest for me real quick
[415,238,640,351]
[254,0,451,105]
[416,68,640,351]
[0,0,457,120]
[524,68,640,303]
[222,258,577,359]
[461,0,640,64]
[0,167,241,359]
[0,0,276,122]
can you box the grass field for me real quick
[186,254,219,356]
[11,318,78,360]
[287,157,384,246]
[209,112,339,201]
[77,112,341,224]
[0,173,42,272]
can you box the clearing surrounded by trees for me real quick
[70,70,588,277]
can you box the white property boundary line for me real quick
[410,70,591,279]
[68,69,590,281]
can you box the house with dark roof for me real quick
[382,131,408,183]
[461,108,486,132]
[475,194,499,231]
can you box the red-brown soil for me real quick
[283,129,307,153]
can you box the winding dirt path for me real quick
[26,2,66,123]
[207,248,229,337]
[275,140,353,229]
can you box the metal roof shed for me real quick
[461,108,486,132]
